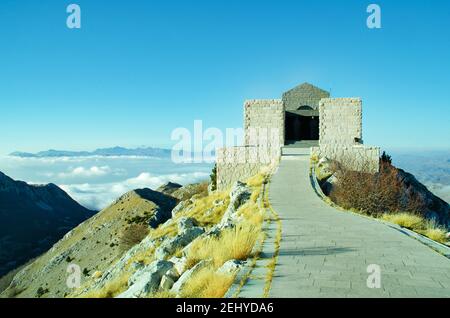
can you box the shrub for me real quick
[210,164,217,192]
[329,162,423,216]
[119,223,149,253]
[36,287,49,298]
[380,151,392,165]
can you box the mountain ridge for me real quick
[9,146,172,158]
[0,171,95,276]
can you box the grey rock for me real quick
[218,182,251,227]
[94,236,156,289]
[118,260,174,298]
[171,260,211,295]
[229,181,251,210]
[178,217,198,233]
[171,200,190,218]
[155,227,205,260]
[321,174,338,196]
[169,256,188,276]
[217,260,245,275]
[159,275,175,291]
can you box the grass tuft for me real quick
[381,213,423,230]
[180,265,234,298]
[186,223,259,269]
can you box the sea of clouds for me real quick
[0,155,213,210]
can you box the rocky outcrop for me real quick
[170,260,211,295]
[117,260,174,298]
[216,181,251,229]
[154,218,205,260]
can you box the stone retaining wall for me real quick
[216,146,280,191]
[312,145,380,173]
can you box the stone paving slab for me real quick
[268,155,450,298]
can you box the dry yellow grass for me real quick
[184,191,229,226]
[80,273,130,298]
[422,228,447,244]
[381,213,423,230]
[180,265,234,298]
[148,290,176,298]
[238,202,264,227]
[186,223,259,269]
[381,213,448,244]
[246,173,266,188]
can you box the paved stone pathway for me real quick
[268,150,450,297]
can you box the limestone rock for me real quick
[217,260,245,275]
[229,181,251,210]
[118,260,174,298]
[321,174,338,196]
[159,275,175,291]
[217,181,251,227]
[171,200,191,218]
[171,260,211,295]
[178,217,198,233]
[316,157,334,182]
[169,256,188,276]
[155,226,205,260]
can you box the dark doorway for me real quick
[285,112,319,143]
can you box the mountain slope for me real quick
[0,171,95,277]
[0,187,178,298]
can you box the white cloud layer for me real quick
[60,171,210,210]
[58,166,112,178]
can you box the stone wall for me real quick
[312,145,380,173]
[244,99,284,148]
[319,98,362,146]
[216,146,280,191]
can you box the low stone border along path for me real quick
[267,149,450,298]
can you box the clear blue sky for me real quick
[1,0,449,155]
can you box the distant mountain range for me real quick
[0,171,95,277]
[9,146,172,158]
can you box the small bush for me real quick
[119,223,149,253]
[380,151,392,165]
[180,265,234,298]
[210,164,217,192]
[36,287,49,298]
[329,162,423,216]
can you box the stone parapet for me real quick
[312,145,380,173]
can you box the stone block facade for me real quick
[317,97,379,173]
[244,99,284,148]
[319,98,362,145]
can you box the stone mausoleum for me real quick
[216,83,380,190]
